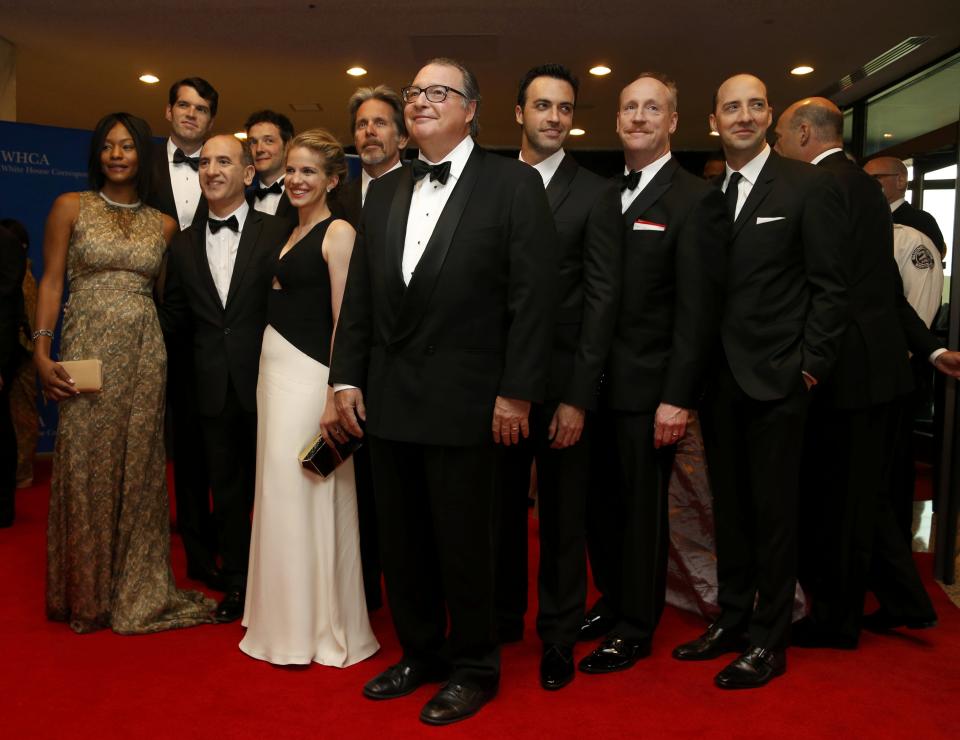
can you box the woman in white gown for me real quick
[240,129,379,666]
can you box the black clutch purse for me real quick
[298,431,363,478]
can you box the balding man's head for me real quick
[710,74,772,168]
[774,97,844,163]
[864,156,908,204]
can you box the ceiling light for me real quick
[234,131,248,140]
[883,132,894,139]
[589,66,611,76]
[139,74,159,84]
[347,66,367,77]
[790,65,814,76]
[570,128,586,136]
[709,130,720,137]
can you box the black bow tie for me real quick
[173,148,200,171]
[621,169,641,192]
[255,179,283,199]
[208,215,239,234]
[411,159,452,185]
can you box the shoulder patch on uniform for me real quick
[911,245,935,270]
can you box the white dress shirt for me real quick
[621,150,673,213]
[519,148,565,189]
[402,136,475,285]
[361,160,403,206]
[167,138,203,231]
[252,177,284,215]
[206,201,249,307]
[889,197,906,213]
[723,143,771,220]
[810,147,844,165]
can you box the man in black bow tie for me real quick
[579,72,727,676]
[159,135,290,623]
[148,76,220,593]
[329,57,557,725]
[244,110,296,225]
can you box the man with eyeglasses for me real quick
[336,86,409,229]
[329,57,556,724]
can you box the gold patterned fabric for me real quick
[46,191,214,634]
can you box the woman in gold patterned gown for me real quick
[34,113,215,634]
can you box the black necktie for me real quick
[208,215,239,234]
[255,179,283,199]
[173,148,200,171]
[724,172,743,220]
[621,169,641,192]
[411,159,452,185]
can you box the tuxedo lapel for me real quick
[622,157,678,226]
[225,212,263,308]
[384,165,414,308]
[545,153,577,213]
[389,146,484,347]
[153,151,177,219]
[733,155,776,238]
[191,224,222,309]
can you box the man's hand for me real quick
[548,403,585,449]
[334,388,366,441]
[653,402,689,449]
[492,396,531,446]
[934,350,960,378]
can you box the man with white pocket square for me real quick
[578,72,727,675]
[671,74,848,689]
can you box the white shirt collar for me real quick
[361,159,403,190]
[520,148,566,188]
[623,149,672,182]
[811,147,844,166]
[419,136,475,179]
[256,175,284,190]
[208,200,250,234]
[725,143,770,189]
[890,197,906,213]
[167,137,201,161]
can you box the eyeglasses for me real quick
[401,84,468,104]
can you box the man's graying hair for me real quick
[790,103,843,143]
[425,57,481,138]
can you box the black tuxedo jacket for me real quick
[159,209,290,416]
[334,176,363,230]
[893,200,946,258]
[0,225,26,375]
[245,185,298,228]
[606,157,728,413]
[147,140,208,228]
[815,152,914,409]
[330,145,558,446]
[721,151,848,400]
[542,153,622,410]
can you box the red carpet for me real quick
[2,462,959,739]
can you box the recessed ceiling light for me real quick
[347,66,367,77]
[589,66,611,76]
[570,128,586,136]
[234,131,248,140]
[709,130,720,137]
[790,65,815,76]
[139,74,159,84]
[883,132,894,139]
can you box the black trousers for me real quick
[353,443,382,609]
[0,365,15,526]
[167,339,214,574]
[584,406,622,620]
[799,399,893,641]
[495,402,591,647]
[702,361,810,650]
[889,356,932,543]
[608,410,676,642]
[200,377,257,588]
[369,435,501,689]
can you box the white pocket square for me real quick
[633,220,666,232]
[756,216,785,224]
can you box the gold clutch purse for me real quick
[59,359,103,392]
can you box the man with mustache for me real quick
[159,135,290,623]
[337,86,409,229]
[495,63,621,690]
[245,109,297,225]
[672,74,848,688]
[578,72,727,676]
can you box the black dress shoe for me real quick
[790,617,858,649]
[714,646,786,689]
[187,565,226,592]
[540,644,574,690]
[862,608,937,633]
[672,623,747,661]
[577,611,616,642]
[578,636,651,674]
[419,682,497,725]
[363,661,446,700]
[214,590,244,623]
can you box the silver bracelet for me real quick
[32,329,54,341]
